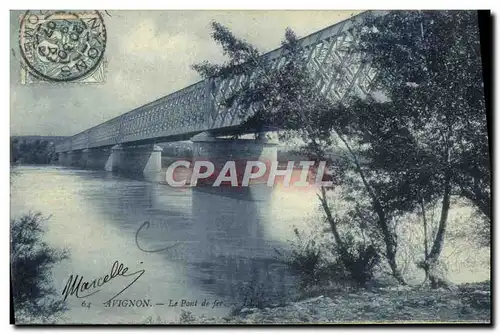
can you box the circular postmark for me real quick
[19,10,107,82]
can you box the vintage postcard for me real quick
[10,9,491,325]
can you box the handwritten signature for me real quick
[61,222,179,304]
[135,221,181,253]
[61,260,145,304]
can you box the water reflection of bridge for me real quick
[191,186,296,306]
[91,176,298,307]
[87,173,294,304]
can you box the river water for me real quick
[10,165,323,324]
[10,165,490,324]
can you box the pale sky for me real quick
[10,10,361,136]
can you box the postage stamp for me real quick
[9,9,491,326]
[18,10,106,84]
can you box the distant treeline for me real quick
[10,137,60,165]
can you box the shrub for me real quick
[283,228,322,289]
[11,213,69,323]
[179,310,197,323]
[332,234,380,288]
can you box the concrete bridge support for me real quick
[191,132,278,186]
[67,150,82,167]
[58,152,68,166]
[104,144,163,175]
[80,148,111,170]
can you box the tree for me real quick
[344,10,489,287]
[193,10,489,287]
[10,138,56,165]
[11,213,68,323]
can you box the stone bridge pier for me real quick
[63,150,82,167]
[57,144,163,175]
[190,132,278,186]
[57,132,278,179]
[104,144,163,175]
[81,148,112,170]
[57,152,68,166]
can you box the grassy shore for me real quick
[164,281,491,324]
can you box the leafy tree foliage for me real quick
[193,19,405,284]
[11,213,68,323]
[344,10,489,286]
[11,138,56,165]
[193,11,489,286]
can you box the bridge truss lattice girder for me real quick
[55,10,381,153]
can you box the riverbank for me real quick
[171,281,491,324]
